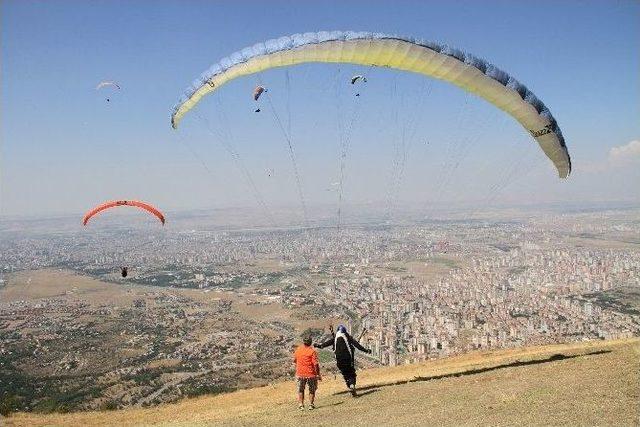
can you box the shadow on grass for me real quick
[333,350,611,396]
[355,389,379,398]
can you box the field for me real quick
[0,270,348,412]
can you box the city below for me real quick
[1,204,639,413]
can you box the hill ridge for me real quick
[5,338,639,426]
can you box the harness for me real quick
[334,331,353,359]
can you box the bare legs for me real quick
[298,391,315,408]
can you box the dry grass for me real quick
[2,269,118,302]
[5,338,638,426]
[234,301,292,322]
[566,236,639,250]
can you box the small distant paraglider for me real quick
[253,85,266,101]
[96,80,121,102]
[350,75,367,85]
[351,75,366,97]
[96,81,121,90]
[326,182,340,191]
[253,86,266,112]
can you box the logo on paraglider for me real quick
[530,124,554,138]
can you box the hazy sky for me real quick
[2,0,639,221]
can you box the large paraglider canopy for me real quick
[170,31,571,178]
[82,200,166,226]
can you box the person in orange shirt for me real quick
[293,335,321,410]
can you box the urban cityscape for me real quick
[1,205,639,412]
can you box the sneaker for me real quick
[308,404,315,411]
[298,404,305,411]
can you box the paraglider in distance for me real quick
[253,85,266,101]
[82,200,166,226]
[96,81,120,102]
[82,201,164,279]
[326,182,340,191]
[350,75,367,84]
[96,81,121,90]
[170,31,571,178]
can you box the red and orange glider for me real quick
[82,200,165,226]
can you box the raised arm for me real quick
[314,334,335,349]
[348,333,369,352]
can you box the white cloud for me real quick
[608,140,640,165]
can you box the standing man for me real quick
[293,335,321,410]
[315,325,372,397]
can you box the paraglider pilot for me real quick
[315,324,371,396]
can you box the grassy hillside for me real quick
[4,338,639,426]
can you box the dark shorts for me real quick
[297,376,318,393]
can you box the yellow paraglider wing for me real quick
[171,31,571,178]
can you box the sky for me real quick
[1,0,639,222]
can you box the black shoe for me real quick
[349,384,357,397]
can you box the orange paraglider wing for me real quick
[82,200,165,226]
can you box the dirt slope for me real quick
[5,338,639,426]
